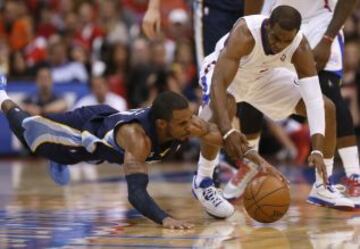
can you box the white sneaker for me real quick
[222,160,259,200]
[307,183,355,209]
[334,182,360,209]
[192,176,234,218]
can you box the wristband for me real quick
[323,35,334,43]
[223,128,238,140]
[311,150,324,158]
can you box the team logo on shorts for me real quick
[280,54,286,61]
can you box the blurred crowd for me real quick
[0,0,198,109]
[0,0,359,162]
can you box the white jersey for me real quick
[262,0,337,21]
[208,15,303,84]
[262,0,343,74]
[199,15,303,120]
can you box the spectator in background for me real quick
[104,42,129,98]
[0,0,33,52]
[149,39,167,70]
[127,38,152,107]
[0,39,9,75]
[99,0,131,45]
[48,39,89,83]
[22,66,67,115]
[73,76,127,111]
[9,52,31,80]
[74,2,104,51]
[70,44,91,76]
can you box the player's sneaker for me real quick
[192,176,234,218]
[222,161,260,200]
[307,183,354,209]
[341,174,360,208]
[49,161,70,186]
[0,75,7,90]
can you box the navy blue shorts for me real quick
[193,0,243,64]
[22,105,119,165]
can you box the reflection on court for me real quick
[0,159,359,248]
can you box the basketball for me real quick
[243,175,290,223]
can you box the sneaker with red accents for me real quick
[222,160,260,200]
[342,174,360,208]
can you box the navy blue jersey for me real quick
[204,0,244,12]
[21,105,182,165]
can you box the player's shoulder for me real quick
[227,17,256,53]
[294,35,311,54]
[116,122,152,152]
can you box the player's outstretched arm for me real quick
[292,37,328,184]
[187,115,287,182]
[116,123,194,229]
[313,0,357,70]
[210,20,254,159]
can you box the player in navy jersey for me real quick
[0,76,283,228]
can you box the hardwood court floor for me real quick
[0,158,359,249]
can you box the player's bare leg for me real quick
[295,97,354,208]
[193,94,237,218]
[0,75,70,186]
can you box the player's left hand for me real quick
[312,39,332,71]
[308,153,328,185]
[162,217,194,230]
[186,116,209,137]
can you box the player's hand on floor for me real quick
[162,217,194,230]
[224,131,249,160]
[308,153,328,185]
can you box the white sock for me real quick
[248,137,260,151]
[338,146,360,177]
[0,91,9,108]
[196,153,220,185]
[316,157,333,184]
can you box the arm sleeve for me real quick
[125,173,169,224]
[297,76,325,136]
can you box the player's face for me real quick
[167,108,193,141]
[267,23,298,54]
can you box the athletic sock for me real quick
[196,153,219,186]
[338,146,360,177]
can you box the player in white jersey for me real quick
[193,5,354,217]
[223,0,360,208]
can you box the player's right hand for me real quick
[308,153,328,185]
[142,8,161,39]
[162,217,194,230]
[224,131,249,160]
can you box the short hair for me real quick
[150,91,189,121]
[269,5,302,31]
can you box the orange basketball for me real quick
[243,175,290,223]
